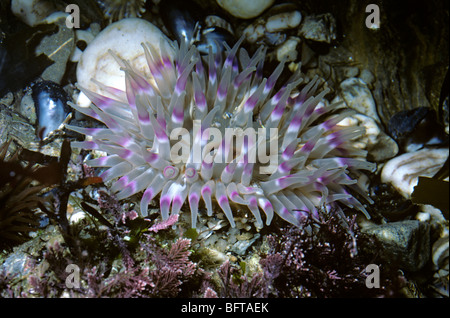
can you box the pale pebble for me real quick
[216,0,274,19]
[265,11,302,33]
[338,77,381,123]
[417,204,447,225]
[243,22,266,43]
[381,148,449,198]
[276,36,301,62]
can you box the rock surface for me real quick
[362,220,431,272]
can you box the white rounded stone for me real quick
[381,148,449,198]
[243,22,266,43]
[339,77,381,123]
[76,18,175,107]
[216,0,274,19]
[266,11,302,32]
[276,36,301,62]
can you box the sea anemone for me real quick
[67,34,376,229]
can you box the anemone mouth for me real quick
[68,30,376,229]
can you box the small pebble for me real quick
[276,36,301,62]
[338,77,381,123]
[265,11,302,33]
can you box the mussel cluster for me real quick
[160,0,235,54]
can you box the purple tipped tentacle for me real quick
[170,91,187,128]
[243,78,267,114]
[318,109,354,132]
[134,95,155,140]
[78,86,132,119]
[174,57,196,97]
[220,161,237,184]
[155,96,167,130]
[67,100,101,121]
[99,161,133,183]
[263,58,285,96]
[271,156,305,179]
[224,36,244,69]
[240,162,254,186]
[244,195,263,228]
[88,103,124,133]
[140,173,165,216]
[261,174,310,195]
[115,168,157,200]
[170,181,188,216]
[283,190,311,214]
[122,65,152,99]
[65,125,113,139]
[256,196,274,225]
[89,78,127,101]
[226,182,248,205]
[188,181,202,228]
[206,46,218,103]
[201,180,216,216]
[192,72,208,120]
[85,155,122,167]
[144,151,171,170]
[215,182,236,228]
[110,166,146,193]
[195,55,206,90]
[159,180,178,220]
[311,157,376,172]
[100,144,146,166]
[285,88,330,138]
[148,114,171,160]
[265,83,297,129]
[213,64,232,114]
[268,194,299,226]
[200,154,214,179]
[297,74,320,103]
